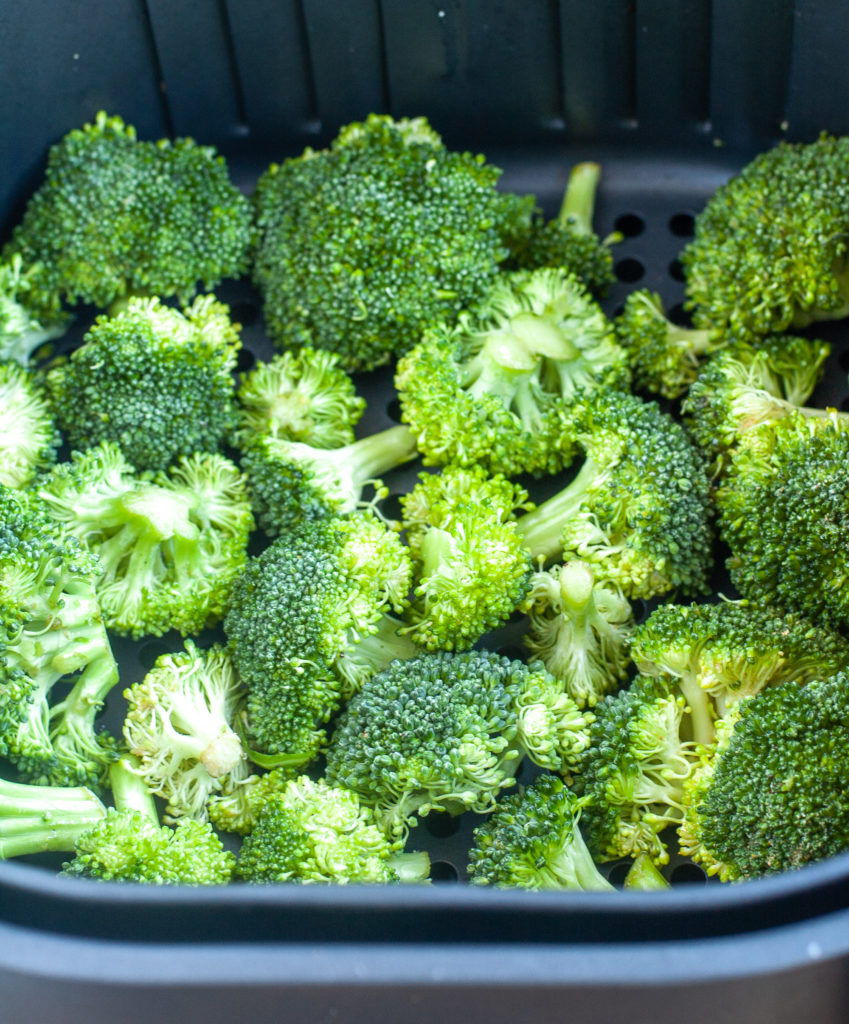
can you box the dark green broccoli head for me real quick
[252,113,534,372]
[0,362,60,488]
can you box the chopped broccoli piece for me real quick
[0,254,68,366]
[622,852,670,890]
[0,775,106,860]
[0,362,60,488]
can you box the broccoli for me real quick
[0,362,60,488]
[0,254,68,366]
[395,266,629,477]
[681,134,849,339]
[467,773,614,891]
[122,641,246,823]
[5,111,253,310]
[235,775,430,885]
[240,424,417,535]
[0,775,106,860]
[622,852,670,890]
[46,295,242,472]
[206,763,296,837]
[252,113,534,371]
[324,649,593,838]
[522,560,634,709]
[678,674,849,881]
[0,485,119,787]
[234,347,366,449]
[36,442,254,638]
[631,599,849,745]
[514,390,714,599]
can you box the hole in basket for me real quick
[236,348,257,374]
[429,860,460,883]
[667,303,692,327]
[840,396,849,413]
[614,258,645,284]
[606,860,633,887]
[669,861,708,885]
[386,396,403,423]
[424,812,461,838]
[229,301,261,328]
[668,212,695,238]
[613,213,645,238]
[668,258,685,283]
[632,598,650,625]
[495,644,526,662]
[138,639,172,671]
[839,349,849,372]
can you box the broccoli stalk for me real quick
[0,777,106,859]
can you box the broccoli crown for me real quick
[0,776,107,860]
[395,267,628,477]
[0,254,68,366]
[235,347,365,450]
[716,413,849,629]
[36,442,254,638]
[324,649,592,837]
[523,559,634,709]
[252,113,534,371]
[62,808,235,884]
[7,111,253,308]
[122,642,245,823]
[575,675,696,865]
[678,673,849,880]
[224,513,412,766]
[515,390,714,599]
[681,134,849,338]
[0,362,60,488]
[468,773,613,890]
[47,294,242,472]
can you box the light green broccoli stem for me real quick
[623,852,670,890]
[515,457,600,562]
[108,756,159,825]
[545,826,615,891]
[0,777,107,858]
[675,673,716,747]
[48,638,119,766]
[388,850,431,883]
[461,333,544,431]
[335,615,420,697]
[558,162,602,236]
[322,425,418,501]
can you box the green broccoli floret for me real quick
[240,424,417,535]
[206,763,296,836]
[681,134,849,339]
[395,266,629,477]
[224,513,413,768]
[622,852,670,890]
[252,113,534,371]
[632,599,849,746]
[0,362,60,488]
[122,641,246,823]
[0,775,106,860]
[46,295,242,472]
[468,773,613,891]
[0,485,119,787]
[234,347,366,449]
[325,649,593,838]
[514,390,714,599]
[5,111,253,310]
[234,775,430,885]
[678,674,849,881]
[0,254,68,366]
[522,560,634,709]
[36,441,254,638]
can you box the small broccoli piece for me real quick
[0,485,119,787]
[0,775,106,860]
[468,773,614,890]
[522,560,634,709]
[396,267,629,477]
[614,289,719,398]
[235,775,430,884]
[235,347,366,449]
[206,763,296,836]
[678,674,849,881]
[6,111,253,310]
[681,135,849,339]
[122,641,246,823]
[252,113,534,371]
[514,390,714,600]
[36,442,254,638]
[325,650,592,838]
[241,424,417,535]
[575,675,697,865]
[0,254,68,366]
[632,599,849,746]
[622,852,670,890]
[0,362,60,488]
[46,295,242,472]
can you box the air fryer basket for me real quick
[4,2,849,1021]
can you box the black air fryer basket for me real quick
[3,2,849,1021]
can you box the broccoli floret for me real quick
[241,424,417,535]
[235,348,366,449]
[468,773,613,891]
[522,560,634,709]
[681,135,849,339]
[235,775,430,884]
[6,111,253,310]
[0,362,60,488]
[514,390,714,599]
[0,254,68,366]
[206,763,296,836]
[506,162,618,295]
[622,852,670,890]
[0,775,107,860]
[0,485,119,787]
[395,267,629,477]
[36,442,254,638]
[678,674,849,880]
[252,113,534,371]
[122,641,246,823]
[46,295,242,472]
[325,650,592,838]
[632,599,849,746]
